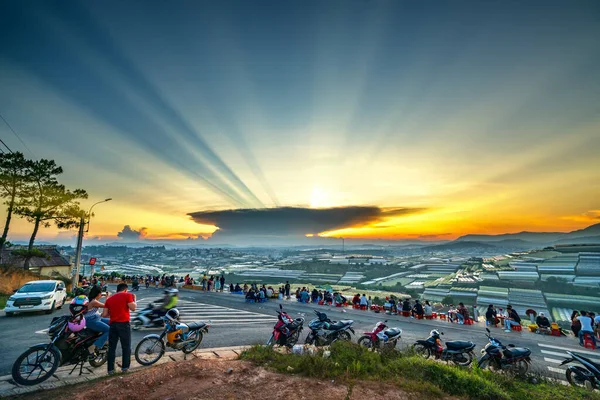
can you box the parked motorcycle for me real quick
[266,304,305,347]
[478,328,531,375]
[134,308,209,366]
[132,302,165,330]
[304,310,355,346]
[413,329,475,366]
[11,301,107,385]
[561,350,600,390]
[358,320,402,351]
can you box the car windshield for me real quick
[18,283,56,293]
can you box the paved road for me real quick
[2,286,599,383]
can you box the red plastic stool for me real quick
[584,334,597,350]
[402,311,411,317]
[439,314,446,321]
[318,300,324,305]
[432,312,437,318]
[335,303,343,307]
[416,314,424,320]
[425,315,434,320]
[551,328,561,336]
[352,304,360,309]
[360,305,367,310]
[464,318,474,325]
[511,324,522,332]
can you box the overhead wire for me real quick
[0,112,35,157]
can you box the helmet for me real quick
[165,308,180,323]
[165,288,179,295]
[68,315,86,332]
[69,295,89,316]
[430,329,441,337]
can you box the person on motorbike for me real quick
[153,289,179,318]
[84,285,110,357]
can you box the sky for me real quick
[0,0,599,245]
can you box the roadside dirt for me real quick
[15,358,445,400]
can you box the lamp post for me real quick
[72,198,112,289]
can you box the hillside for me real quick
[422,241,496,251]
[456,222,600,245]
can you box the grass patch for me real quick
[240,342,600,400]
[0,293,8,309]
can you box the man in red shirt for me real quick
[102,283,136,374]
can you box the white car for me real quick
[4,280,67,316]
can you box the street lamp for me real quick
[71,198,113,289]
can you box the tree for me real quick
[15,159,87,269]
[0,152,32,262]
[441,295,455,305]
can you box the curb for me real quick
[0,345,248,398]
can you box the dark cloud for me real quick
[188,206,426,239]
[117,225,148,240]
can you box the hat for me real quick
[539,312,545,316]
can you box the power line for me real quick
[0,112,35,158]
[0,137,13,154]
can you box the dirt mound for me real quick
[16,358,433,400]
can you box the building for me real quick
[1,246,72,278]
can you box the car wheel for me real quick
[45,301,56,314]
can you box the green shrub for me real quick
[240,342,600,400]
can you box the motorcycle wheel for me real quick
[132,318,143,331]
[182,331,204,354]
[286,331,300,348]
[358,336,374,349]
[566,367,595,390]
[88,344,108,368]
[11,345,61,386]
[509,360,529,376]
[453,351,474,367]
[135,337,165,366]
[413,344,431,359]
[304,332,315,345]
[337,331,352,342]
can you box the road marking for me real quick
[543,357,564,364]
[35,328,49,334]
[538,343,600,358]
[547,366,566,374]
[541,350,570,358]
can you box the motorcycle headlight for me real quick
[41,294,54,300]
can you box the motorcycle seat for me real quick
[384,328,401,337]
[446,340,475,350]
[186,322,206,331]
[328,320,353,330]
[504,347,531,358]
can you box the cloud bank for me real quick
[188,206,425,240]
[117,225,148,240]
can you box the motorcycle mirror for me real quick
[279,304,283,310]
[486,328,490,333]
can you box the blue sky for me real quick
[1,0,599,243]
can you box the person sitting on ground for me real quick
[229,283,234,293]
[402,299,411,313]
[324,291,333,304]
[233,283,241,293]
[503,305,521,332]
[360,294,368,308]
[424,301,433,317]
[266,286,274,298]
[334,292,343,305]
[258,289,266,300]
[577,311,597,348]
[352,294,361,306]
[571,310,581,337]
[311,288,319,303]
[536,312,551,329]
[456,302,470,324]
[300,289,310,303]
[245,289,256,301]
[485,304,497,326]
[388,297,397,314]
[412,299,424,318]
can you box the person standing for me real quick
[284,281,291,299]
[219,275,225,292]
[102,283,136,374]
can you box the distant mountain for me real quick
[456,223,600,245]
[422,241,497,251]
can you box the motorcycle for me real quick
[266,304,305,347]
[413,329,475,366]
[561,350,600,390]
[304,310,355,346]
[132,281,140,291]
[132,302,165,330]
[134,309,209,366]
[358,320,402,351]
[478,328,531,375]
[11,315,108,386]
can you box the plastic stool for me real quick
[360,305,367,310]
[551,328,561,337]
[402,311,411,317]
[584,334,596,350]
[425,315,434,320]
[464,318,474,325]
[416,314,424,320]
[511,324,522,332]
[439,314,446,321]
[432,312,437,318]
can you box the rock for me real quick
[226,368,234,374]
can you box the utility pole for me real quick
[72,215,85,289]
